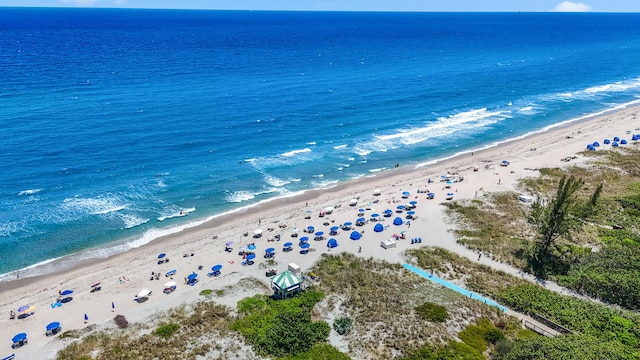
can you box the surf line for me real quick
[403,263,508,312]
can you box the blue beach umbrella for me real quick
[350,231,362,240]
[407,211,416,215]
[371,213,379,218]
[373,223,384,232]
[327,238,338,248]
[396,205,405,211]
[265,247,275,253]
[307,226,315,233]
[225,241,233,247]
[384,209,393,214]
[283,242,293,247]
[245,253,256,261]
[393,217,403,226]
[60,289,73,296]
[299,236,309,243]
[188,273,198,280]
[300,242,310,249]
[157,253,166,259]
[247,244,256,251]
[12,333,27,343]
[84,314,89,322]
[315,231,324,236]
[212,264,223,272]
[112,302,115,311]
[343,221,353,228]
[46,322,60,331]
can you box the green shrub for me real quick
[415,301,449,323]
[284,342,351,360]
[333,316,353,335]
[113,314,128,329]
[153,323,180,338]
[458,318,499,352]
[199,289,213,296]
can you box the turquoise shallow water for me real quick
[1,9,640,279]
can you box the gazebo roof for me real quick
[272,270,302,290]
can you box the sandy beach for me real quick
[2,105,639,359]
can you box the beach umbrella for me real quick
[60,289,73,296]
[46,322,61,332]
[12,333,27,343]
[409,200,418,206]
[225,241,233,247]
[84,313,89,322]
[393,217,403,226]
[265,247,275,253]
[17,305,34,315]
[402,191,410,198]
[396,205,405,211]
[247,244,256,251]
[291,227,299,233]
[254,229,263,235]
[299,236,309,242]
[427,192,435,198]
[329,226,339,234]
[315,231,324,236]
[212,264,223,272]
[358,208,365,213]
[373,188,381,195]
[325,206,334,213]
[384,209,392,214]
[137,288,152,298]
[187,273,198,280]
[164,281,177,288]
[157,253,166,259]
[283,242,293,247]
[112,302,115,311]
[407,211,416,215]
[307,225,315,233]
[350,231,362,240]
[246,253,256,261]
[371,213,380,218]
[343,221,352,227]
[300,242,310,249]
[327,238,338,249]
[91,282,101,288]
[373,223,384,232]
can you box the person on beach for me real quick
[10,310,16,319]
[358,246,362,253]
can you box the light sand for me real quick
[2,105,639,359]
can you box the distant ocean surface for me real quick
[2,8,640,280]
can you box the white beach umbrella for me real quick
[373,188,381,195]
[324,206,334,213]
[164,281,176,288]
[254,229,263,235]
[137,288,152,298]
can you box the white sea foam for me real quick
[225,190,256,203]
[333,144,348,150]
[17,188,43,196]
[368,167,386,173]
[61,195,128,216]
[156,207,196,222]
[280,148,312,157]
[306,141,316,145]
[119,213,150,229]
[263,173,292,187]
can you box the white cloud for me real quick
[553,1,591,12]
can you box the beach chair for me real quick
[2,354,15,360]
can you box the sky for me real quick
[0,0,639,12]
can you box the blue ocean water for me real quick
[1,9,640,279]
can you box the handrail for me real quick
[524,320,557,337]
[531,313,575,334]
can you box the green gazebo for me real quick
[271,270,303,299]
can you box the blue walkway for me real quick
[403,263,508,313]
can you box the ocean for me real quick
[2,8,640,280]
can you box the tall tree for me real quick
[528,175,584,258]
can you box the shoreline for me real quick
[2,105,639,359]
[2,100,639,288]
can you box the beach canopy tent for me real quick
[324,206,334,214]
[614,136,620,142]
[593,141,600,147]
[11,333,27,348]
[393,217,403,226]
[604,138,611,144]
[613,142,619,147]
[350,231,362,240]
[586,144,596,151]
[373,223,384,232]
[373,188,381,196]
[46,322,61,336]
[271,270,303,299]
[137,288,152,298]
[327,238,338,249]
[621,139,628,144]
[349,199,358,206]
[163,281,177,292]
[633,134,640,141]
